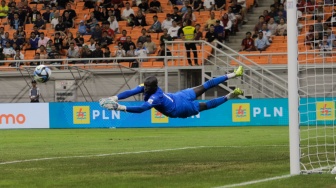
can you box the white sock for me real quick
[225,92,234,99]
[227,72,236,79]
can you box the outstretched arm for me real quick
[117,84,144,100]
[124,102,152,113]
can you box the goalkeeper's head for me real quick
[144,76,158,94]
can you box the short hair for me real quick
[259,15,265,19]
[153,15,158,18]
[138,41,143,44]
[246,31,251,35]
[70,42,74,45]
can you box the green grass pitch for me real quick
[0,126,335,188]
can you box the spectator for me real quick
[297,0,314,14]
[78,20,87,35]
[11,32,25,50]
[126,13,136,27]
[26,32,39,50]
[227,6,238,33]
[87,37,96,51]
[49,6,59,22]
[144,36,157,54]
[314,16,323,37]
[326,30,335,46]
[137,28,148,43]
[263,10,271,23]
[203,0,215,11]
[92,5,103,21]
[55,17,66,32]
[32,26,41,38]
[114,42,126,62]
[133,0,142,6]
[62,3,77,20]
[319,35,332,56]
[237,0,248,23]
[30,52,41,66]
[326,12,336,27]
[311,32,322,49]
[125,44,136,65]
[193,0,203,11]
[85,13,98,32]
[17,26,26,40]
[276,18,287,36]
[313,1,324,20]
[149,0,162,13]
[221,14,232,42]
[254,15,265,35]
[38,32,50,47]
[84,0,95,9]
[168,20,180,39]
[118,30,128,43]
[134,11,147,26]
[63,32,75,49]
[91,24,103,40]
[204,11,217,31]
[182,20,198,66]
[305,25,315,45]
[99,31,113,47]
[171,7,182,24]
[80,45,92,63]
[28,6,41,24]
[36,45,48,59]
[274,10,286,24]
[240,31,256,51]
[123,36,136,52]
[66,42,79,64]
[122,2,135,21]
[102,21,115,39]
[194,24,203,40]
[162,14,173,31]
[268,5,277,18]
[29,80,40,103]
[46,39,53,53]
[182,6,196,23]
[74,32,84,47]
[112,4,122,21]
[230,0,243,24]
[156,43,172,61]
[255,30,270,51]
[108,15,119,33]
[261,23,272,43]
[160,29,173,44]
[205,25,219,45]
[34,14,46,30]
[215,0,226,10]
[47,45,62,68]
[92,43,104,63]
[103,47,112,59]
[63,12,74,29]
[10,13,23,30]
[134,41,149,67]
[148,15,162,33]
[278,3,286,18]
[3,42,15,58]
[50,12,60,29]
[214,20,224,44]
[138,0,149,13]
[267,17,278,36]
[0,1,9,19]
[180,0,191,14]
[42,6,51,23]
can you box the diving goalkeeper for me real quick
[99,66,244,118]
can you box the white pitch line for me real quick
[0,145,288,166]
[213,174,293,188]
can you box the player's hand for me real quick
[102,101,119,110]
[99,96,118,107]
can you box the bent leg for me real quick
[192,75,229,98]
[199,96,228,112]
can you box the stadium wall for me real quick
[0,98,334,129]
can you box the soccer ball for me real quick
[33,65,52,83]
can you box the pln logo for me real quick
[73,106,90,124]
[232,103,250,122]
[316,102,335,121]
[151,108,168,123]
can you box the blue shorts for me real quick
[170,88,200,118]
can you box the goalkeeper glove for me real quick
[99,96,118,107]
[103,102,126,111]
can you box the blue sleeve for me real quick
[126,102,152,113]
[117,84,144,100]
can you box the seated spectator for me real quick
[63,12,74,29]
[314,16,323,37]
[148,15,162,33]
[274,11,286,24]
[263,10,271,23]
[17,26,26,40]
[91,24,103,40]
[193,0,204,11]
[230,0,243,23]
[27,6,40,24]
[180,0,190,14]
[276,18,287,36]
[38,32,50,48]
[215,0,225,10]
[227,7,238,33]
[123,36,136,52]
[127,14,136,27]
[319,35,332,56]
[203,0,215,11]
[108,15,119,33]
[99,31,113,47]
[86,37,96,51]
[144,36,157,54]
[310,32,322,49]
[111,4,122,21]
[122,2,135,21]
[156,43,172,61]
[11,49,24,67]
[312,2,324,20]
[149,0,162,13]
[46,39,53,53]
[55,17,66,32]
[255,30,270,51]
[80,45,92,64]
[53,32,63,51]
[3,42,15,58]
[261,23,272,43]
[278,3,286,18]
[36,45,48,59]
[160,29,173,44]
[134,41,149,67]
[92,5,103,21]
[204,12,217,31]
[326,12,336,27]
[267,18,278,36]
[0,0,9,19]
[240,31,256,51]
[214,20,224,44]
[47,45,62,68]
[161,14,173,31]
[114,42,126,62]
[254,15,265,35]
[67,42,80,64]
[26,32,39,50]
[171,7,182,24]
[138,0,149,13]
[49,6,60,23]
[85,13,99,32]
[10,13,23,30]
[11,32,25,50]
[133,0,142,7]
[297,0,314,15]
[74,32,84,47]
[194,24,203,40]
[92,43,104,63]
[182,6,196,23]
[42,6,51,23]
[34,14,46,30]
[134,11,147,26]
[103,47,112,61]
[63,3,77,20]
[168,20,180,39]
[63,32,75,50]
[268,5,277,18]
[137,28,148,43]
[102,21,115,39]
[30,52,41,66]
[118,30,128,43]
[205,25,219,45]
[125,44,136,65]
[78,20,87,35]
[221,14,233,42]
[50,12,60,29]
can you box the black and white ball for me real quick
[33,65,52,83]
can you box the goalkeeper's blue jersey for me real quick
[118,85,200,118]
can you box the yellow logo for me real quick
[232,103,250,122]
[151,108,168,123]
[73,106,90,124]
[316,102,335,120]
